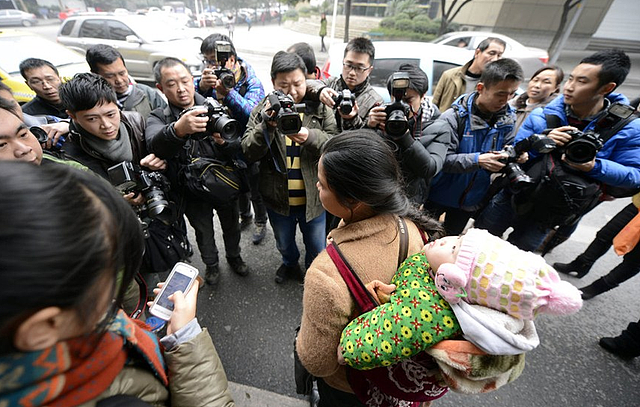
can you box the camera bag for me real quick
[180,141,249,206]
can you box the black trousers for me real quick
[238,162,268,225]
[185,196,241,268]
[423,201,474,236]
[577,202,640,286]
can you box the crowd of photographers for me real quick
[1,32,640,372]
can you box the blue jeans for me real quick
[267,207,326,269]
[475,189,549,252]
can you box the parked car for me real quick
[431,31,549,79]
[322,41,471,102]
[0,9,38,27]
[57,14,203,82]
[0,30,89,103]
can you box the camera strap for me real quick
[262,126,287,174]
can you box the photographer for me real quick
[196,33,268,244]
[57,74,190,286]
[305,37,383,131]
[424,59,524,235]
[366,63,448,205]
[242,51,338,284]
[86,44,167,119]
[146,58,249,287]
[476,49,640,252]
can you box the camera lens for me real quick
[213,116,239,140]
[386,110,409,138]
[565,140,597,164]
[278,114,302,135]
[145,187,172,223]
[220,72,235,89]
[504,163,534,193]
[339,102,353,115]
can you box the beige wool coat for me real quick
[296,214,428,392]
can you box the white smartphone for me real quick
[149,262,199,320]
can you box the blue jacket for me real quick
[516,93,640,188]
[195,58,265,129]
[428,93,516,209]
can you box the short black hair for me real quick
[477,37,507,53]
[86,44,125,73]
[200,33,237,58]
[19,58,59,80]
[58,73,117,113]
[580,49,630,91]
[0,96,20,118]
[270,51,306,80]
[287,42,316,77]
[343,37,375,64]
[480,58,524,89]
[153,57,189,84]
[386,63,429,96]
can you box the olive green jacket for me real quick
[432,60,473,111]
[242,98,338,221]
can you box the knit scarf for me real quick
[71,120,134,163]
[0,310,167,407]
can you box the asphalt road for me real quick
[20,20,640,406]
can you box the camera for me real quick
[212,41,235,89]
[332,89,356,115]
[30,126,65,150]
[179,97,239,141]
[108,161,173,224]
[263,90,306,135]
[562,129,602,164]
[559,102,635,164]
[500,134,556,192]
[383,72,411,138]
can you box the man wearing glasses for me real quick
[307,37,383,131]
[19,58,68,120]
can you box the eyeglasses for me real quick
[343,63,372,74]
[202,59,219,67]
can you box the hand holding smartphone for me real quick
[149,262,199,321]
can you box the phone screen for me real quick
[156,272,192,311]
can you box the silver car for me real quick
[57,14,203,82]
[0,9,38,27]
[431,31,549,79]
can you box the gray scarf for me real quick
[80,121,134,163]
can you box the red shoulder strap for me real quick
[326,242,377,313]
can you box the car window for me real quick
[432,61,461,89]
[443,36,471,49]
[60,20,75,36]
[79,20,108,39]
[370,58,420,88]
[106,20,135,41]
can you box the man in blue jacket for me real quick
[424,58,524,235]
[476,49,640,251]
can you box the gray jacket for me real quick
[123,83,168,119]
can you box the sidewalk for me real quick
[229,382,307,407]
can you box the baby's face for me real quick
[423,235,462,271]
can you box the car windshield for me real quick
[0,36,85,75]
[131,17,195,41]
[431,32,456,43]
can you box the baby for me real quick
[340,228,582,370]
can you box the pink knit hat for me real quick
[434,229,582,320]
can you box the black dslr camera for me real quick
[559,102,635,164]
[499,134,556,193]
[212,40,235,89]
[263,90,306,135]
[108,161,173,224]
[383,72,411,138]
[332,89,356,115]
[179,97,239,141]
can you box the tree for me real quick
[437,0,473,36]
[547,0,583,56]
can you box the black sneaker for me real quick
[205,265,220,286]
[252,223,267,245]
[228,256,250,276]
[599,336,640,360]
